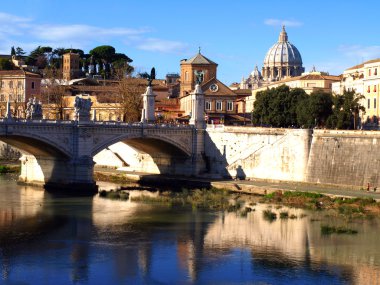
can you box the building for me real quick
[62,52,81,81]
[241,26,304,90]
[0,70,41,117]
[332,58,380,124]
[179,51,249,125]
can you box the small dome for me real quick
[263,26,303,67]
[250,65,261,78]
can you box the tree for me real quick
[89,45,116,62]
[15,47,26,57]
[42,67,69,120]
[115,78,145,122]
[297,90,333,128]
[0,58,14,70]
[11,46,16,56]
[251,85,307,127]
[326,90,365,129]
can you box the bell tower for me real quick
[180,49,218,97]
[63,52,80,81]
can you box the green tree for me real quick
[297,90,333,128]
[326,90,365,129]
[0,58,14,70]
[251,85,307,127]
[11,46,16,56]
[89,45,116,62]
[15,47,26,57]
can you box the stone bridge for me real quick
[0,118,205,193]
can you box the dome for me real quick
[250,65,261,78]
[263,26,302,67]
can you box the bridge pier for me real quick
[19,154,98,194]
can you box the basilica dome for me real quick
[262,26,304,81]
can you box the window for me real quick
[9,81,13,88]
[368,86,371,93]
[369,69,372,76]
[31,82,35,89]
[227,101,233,111]
[205,101,211,110]
[17,81,22,89]
[216,101,223,111]
[17,94,22,102]
[0,94,4,102]
[375,68,378,75]
[374,85,377,92]
[375,98,377,109]
[185,71,188,82]
[368,98,371,109]
[0,81,3,88]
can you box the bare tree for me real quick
[115,78,146,122]
[42,67,70,120]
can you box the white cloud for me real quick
[136,38,189,54]
[0,12,187,55]
[31,24,148,42]
[0,12,31,23]
[339,45,380,60]
[264,19,303,27]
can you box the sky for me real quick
[0,0,379,85]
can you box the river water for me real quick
[1,175,380,285]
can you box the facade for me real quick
[241,26,304,90]
[0,70,41,117]
[180,51,217,97]
[62,52,81,81]
[179,51,249,125]
[246,71,341,112]
[332,58,380,122]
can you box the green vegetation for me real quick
[263,209,277,221]
[99,190,129,200]
[0,165,19,174]
[321,225,358,235]
[251,85,365,129]
[261,190,380,217]
[131,188,233,211]
[280,211,289,219]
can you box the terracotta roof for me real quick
[201,78,236,96]
[0,69,41,78]
[182,52,217,65]
[346,58,380,71]
[234,89,251,96]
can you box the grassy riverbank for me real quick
[261,190,380,217]
[0,164,20,174]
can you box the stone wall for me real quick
[205,126,312,181]
[306,130,380,188]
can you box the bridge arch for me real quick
[0,134,71,158]
[91,133,191,158]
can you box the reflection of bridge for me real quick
[0,119,205,193]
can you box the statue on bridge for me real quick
[74,96,92,121]
[25,97,43,120]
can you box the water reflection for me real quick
[1,176,380,284]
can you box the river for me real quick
[1,174,380,285]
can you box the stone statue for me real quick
[74,96,92,121]
[25,97,43,120]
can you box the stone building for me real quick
[62,52,81,81]
[179,51,249,125]
[0,70,41,117]
[332,58,380,123]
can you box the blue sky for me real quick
[0,0,379,84]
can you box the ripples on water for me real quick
[0,176,380,284]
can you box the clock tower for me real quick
[180,49,218,97]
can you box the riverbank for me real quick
[94,168,380,201]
